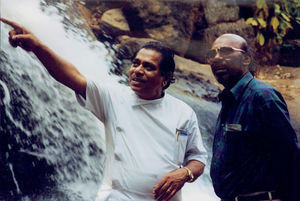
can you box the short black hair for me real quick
[133,41,175,90]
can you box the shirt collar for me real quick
[130,91,165,106]
[230,72,254,101]
[218,72,254,102]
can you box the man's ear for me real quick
[162,72,173,88]
[162,80,168,87]
[162,76,169,87]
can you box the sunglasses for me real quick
[206,46,245,61]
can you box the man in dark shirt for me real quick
[207,33,298,201]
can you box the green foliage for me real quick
[246,0,300,63]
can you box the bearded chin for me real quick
[216,74,228,86]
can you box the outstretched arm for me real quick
[0,17,87,98]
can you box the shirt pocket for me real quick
[223,124,246,162]
[174,129,189,165]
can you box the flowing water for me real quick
[0,0,219,200]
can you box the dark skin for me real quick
[128,48,167,100]
[208,34,251,89]
[1,17,206,201]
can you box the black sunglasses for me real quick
[206,46,245,61]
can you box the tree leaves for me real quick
[246,18,258,26]
[257,18,267,28]
[270,16,280,32]
[257,33,265,46]
[281,12,290,22]
[246,0,299,63]
[274,4,281,14]
[256,0,268,16]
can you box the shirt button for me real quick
[116,126,122,132]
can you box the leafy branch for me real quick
[246,0,300,63]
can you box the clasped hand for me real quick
[152,168,188,201]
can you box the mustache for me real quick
[130,76,146,82]
[211,59,226,66]
[211,59,228,68]
[210,62,229,74]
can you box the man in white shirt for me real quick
[1,18,207,201]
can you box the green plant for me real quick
[246,0,300,63]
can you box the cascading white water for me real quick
[0,0,218,200]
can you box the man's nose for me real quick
[214,50,223,60]
[134,65,145,75]
[211,51,224,63]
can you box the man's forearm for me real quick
[185,160,205,182]
[33,43,86,97]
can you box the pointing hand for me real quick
[0,17,41,51]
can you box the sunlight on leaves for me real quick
[270,17,279,32]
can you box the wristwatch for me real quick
[183,167,194,182]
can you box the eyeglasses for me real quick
[206,46,245,61]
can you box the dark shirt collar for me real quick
[219,72,254,102]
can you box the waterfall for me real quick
[0,0,218,200]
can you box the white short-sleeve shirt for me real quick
[76,79,207,201]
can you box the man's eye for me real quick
[220,47,234,55]
[145,66,155,71]
[132,60,140,67]
[143,63,156,70]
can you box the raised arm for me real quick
[0,17,87,98]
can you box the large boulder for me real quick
[174,55,219,88]
[173,56,221,102]
[92,8,131,41]
[81,0,202,55]
[204,0,240,25]
[203,19,256,49]
[100,8,130,32]
[122,0,201,55]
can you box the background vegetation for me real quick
[246,0,300,63]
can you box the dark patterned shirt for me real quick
[210,72,298,200]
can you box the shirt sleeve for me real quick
[257,88,297,149]
[257,88,298,198]
[184,111,208,165]
[75,79,112,122]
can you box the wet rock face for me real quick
[0,52,55,197]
